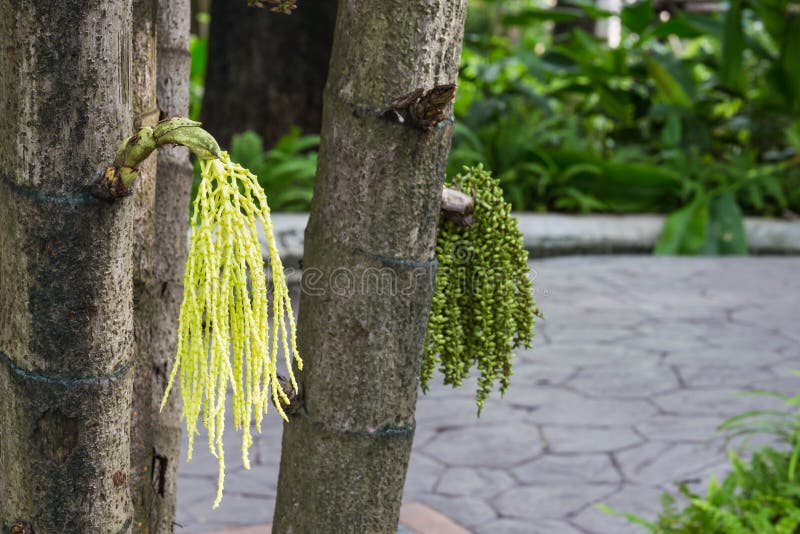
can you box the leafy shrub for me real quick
[192,128,319,212]
[229,128,319,211]
[453,0,800,253]
[187,1,800,255]
[601,374,800,533]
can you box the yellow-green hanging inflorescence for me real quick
[161,152,301,509]
[422,164,540,413]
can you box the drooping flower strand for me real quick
[422,164,540,413]
[161,152,302,509]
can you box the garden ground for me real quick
[176,256,800,533]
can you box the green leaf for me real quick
[271,189,314,211]
[655,194,709,254]
[265,159,317,182]
[453,122,485,154]
[549,150,683,212]
[749,0,789,45]
[595,503,659,531]
[661,113,682,148]
[621,0,654,35]
[189,36,208,83]
[271,126,304,153]
[644,55,693,108]
[703,191,748,255]
[780,17,800,110]
[650,11,709,39]
[503,7,587,25]
[597,85,635,123]
[721,0,746,92]
[787,120,800,151]
[720,410,795,429]
[230,131,265,170]
[561,163,603,181]
[285,134,321,154]
[557,187,606,213]
[671,10,725,38]
[759,175,788,209]
[789,437,800,481]
[746,183,766,212]
[568,0,614,20]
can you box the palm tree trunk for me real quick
[147,0,195,530]
[0,1,135,532]
[130,1,161,531]
[272,1,467,532]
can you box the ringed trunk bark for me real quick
[0,1,135,532]
[145,0,195,530]
[129,0,161,531]
[273,1,468,532]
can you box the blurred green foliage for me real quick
[189,34,207,121]
[192,128,319,213]
[190,0,800,254]
[229,128,319,211]
[454,0,800,254]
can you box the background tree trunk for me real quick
[190,0,211,38]
[0,1,135,532]
[147,0,195,531]
[130,0,161,531]
[272,1,467,532]
[200,0,337,148]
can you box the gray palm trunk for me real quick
[146,0,194,529]
[0,1,189,531]
[128,0,190,532]
[273,1,468,532]
[0,1,135,532]
[130,0,162,530]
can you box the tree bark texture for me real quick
[0,1,135,533]
[273,1,467,533]
[147,0,195,530]
[129,1,161,532]
[201,0,337,148]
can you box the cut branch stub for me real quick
[441,186,474,227]
[93,117,222,199]
[386,84,457,131]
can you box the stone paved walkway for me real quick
[176,256,800,533]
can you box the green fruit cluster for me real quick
[422,164,540,413]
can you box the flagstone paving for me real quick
[176,256,800,533]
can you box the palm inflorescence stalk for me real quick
[161,152,301,508]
